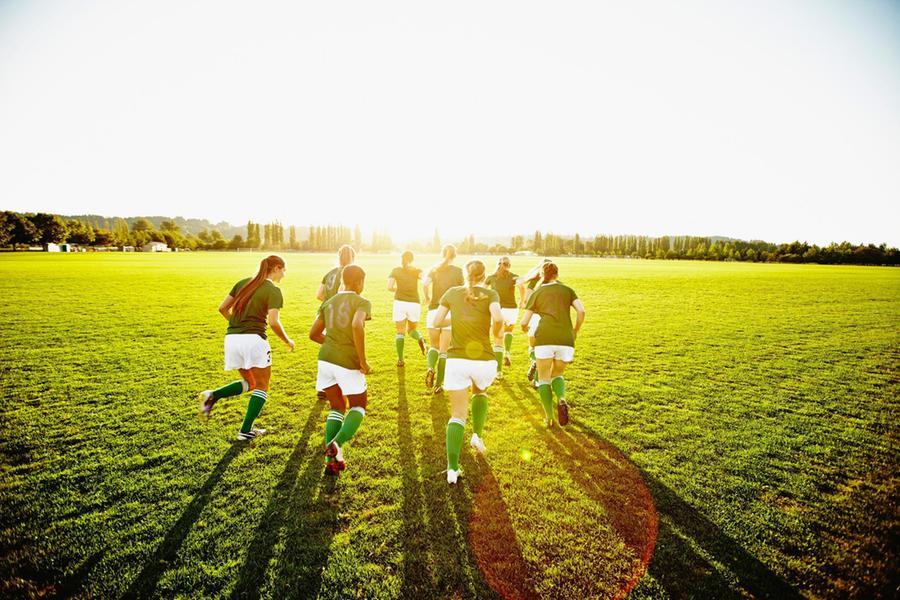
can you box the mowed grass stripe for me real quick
[0,253,897,598]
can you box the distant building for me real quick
[59,244,73,252]
[142,242,168,252]
[46,243,61,252]
[513,250,536,256]
[121,246,135,252]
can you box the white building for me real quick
[142,242,168,252]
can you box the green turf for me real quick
[0,253,897,598]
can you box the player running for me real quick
[520,261,586,427]
[317,244,356,302]
[430,260,504,484]
[388,250,427,367]
[309,265,372,475]
[423,245,464,394]
[199,255,295,441]
[516,258,552,383]
[484,256,523,379]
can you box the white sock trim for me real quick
[251,390,268,398]
[448,417,466,427]
[537,381,551,386]
[240,380,250,393]
[439,353,448,359]
[349,406,365,416]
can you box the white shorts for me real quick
[534,345,575,362]
[315,360,367,395]
[224,334,272,370]
[527,314,541,337]
[393,300,422,323]
[427,308,451,330]
[499,307,519,326]
[444,358,497,391]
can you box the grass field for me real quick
[0,252,897,599]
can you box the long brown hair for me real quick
[430,244,457,278]
[232,255,285,316]
[465,259,486,305]
[542,261,559,284]
[494,256,511,279]
[338,245,356,268]
[401,250,414,269]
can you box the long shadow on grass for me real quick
[396,375,534,599]
[125,442,247,598]
[511,383,802,599]
[229,398,332,599]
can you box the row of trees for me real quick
[2,210,896,264]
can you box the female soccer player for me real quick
[199,255,295,441]
[317,244,356,302]
[516,258,552,383]
[309,265,372,474]
[520,261,585,427]
[388,250,427,367]
[430,260,504,484]
[485,256,522,378]
[423,245,464,394]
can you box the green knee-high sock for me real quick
[324,410,344,461]
[427,348,439,370]
[551,376,566,401]
[409,329,423,341]
[471,394,488,436]
[437,354,447,386]
[537,382,554,422]
[240,390,267,433]
[493,346,504,373]
[334,407,365,446]
[395,334,405,360]
[504,332,513,354]
[212,379,248,400]
[529,347,536,361]
[446,418,466,470]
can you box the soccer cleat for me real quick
[527,361,537,382]
[425,368,435,388]
[417,337,426,356]
[433,385,444,395]
[325,461,344,476]
[470,434,486,455]
[447,468,462,485]
[199,390,215,418]
[557,400,569,426]
[237,428,267,441]
[504,355,511,367]
[397,359,405,368]
[324,440,344,466]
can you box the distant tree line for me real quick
[2,210,895,264]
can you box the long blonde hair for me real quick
[232,255,284,316]
[465,259,486,305]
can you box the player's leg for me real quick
[426,323,441,388]
[551,352,572,425]
[407,319,426,356]
[446,388,469,482]
[324,367,367,470]
[238,366,271,440]
[395,318,407,366]
[469,360,496,454]
[535,354,555,426]
[436,329,451,393]
[503,323,514,366]
[200,368,253,417]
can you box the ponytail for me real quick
[401,250,414,269]
[232,255,285,316]
[465,260,486,305]
[429,244,457,279]
[542,261,559,284]
[494,256,511,279]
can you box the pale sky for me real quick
[1,0,899,246]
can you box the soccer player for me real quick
[516,259,552,383]
[430,260,504,484]
[520,261,585,427]
[199,255,295,441]
[484,256,522,378]
[423,245,464,394]
[309,265,372,474]
[387,250,427,367]
[317,244,356,302]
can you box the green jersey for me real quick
[485,272,519,308]
[427,264,464,310]
[226,278,284,339]
[318,292,372,370]
[321,267,343,301]
[390,266,421,303]
[525,282,578,347]
[439,286,500,361]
